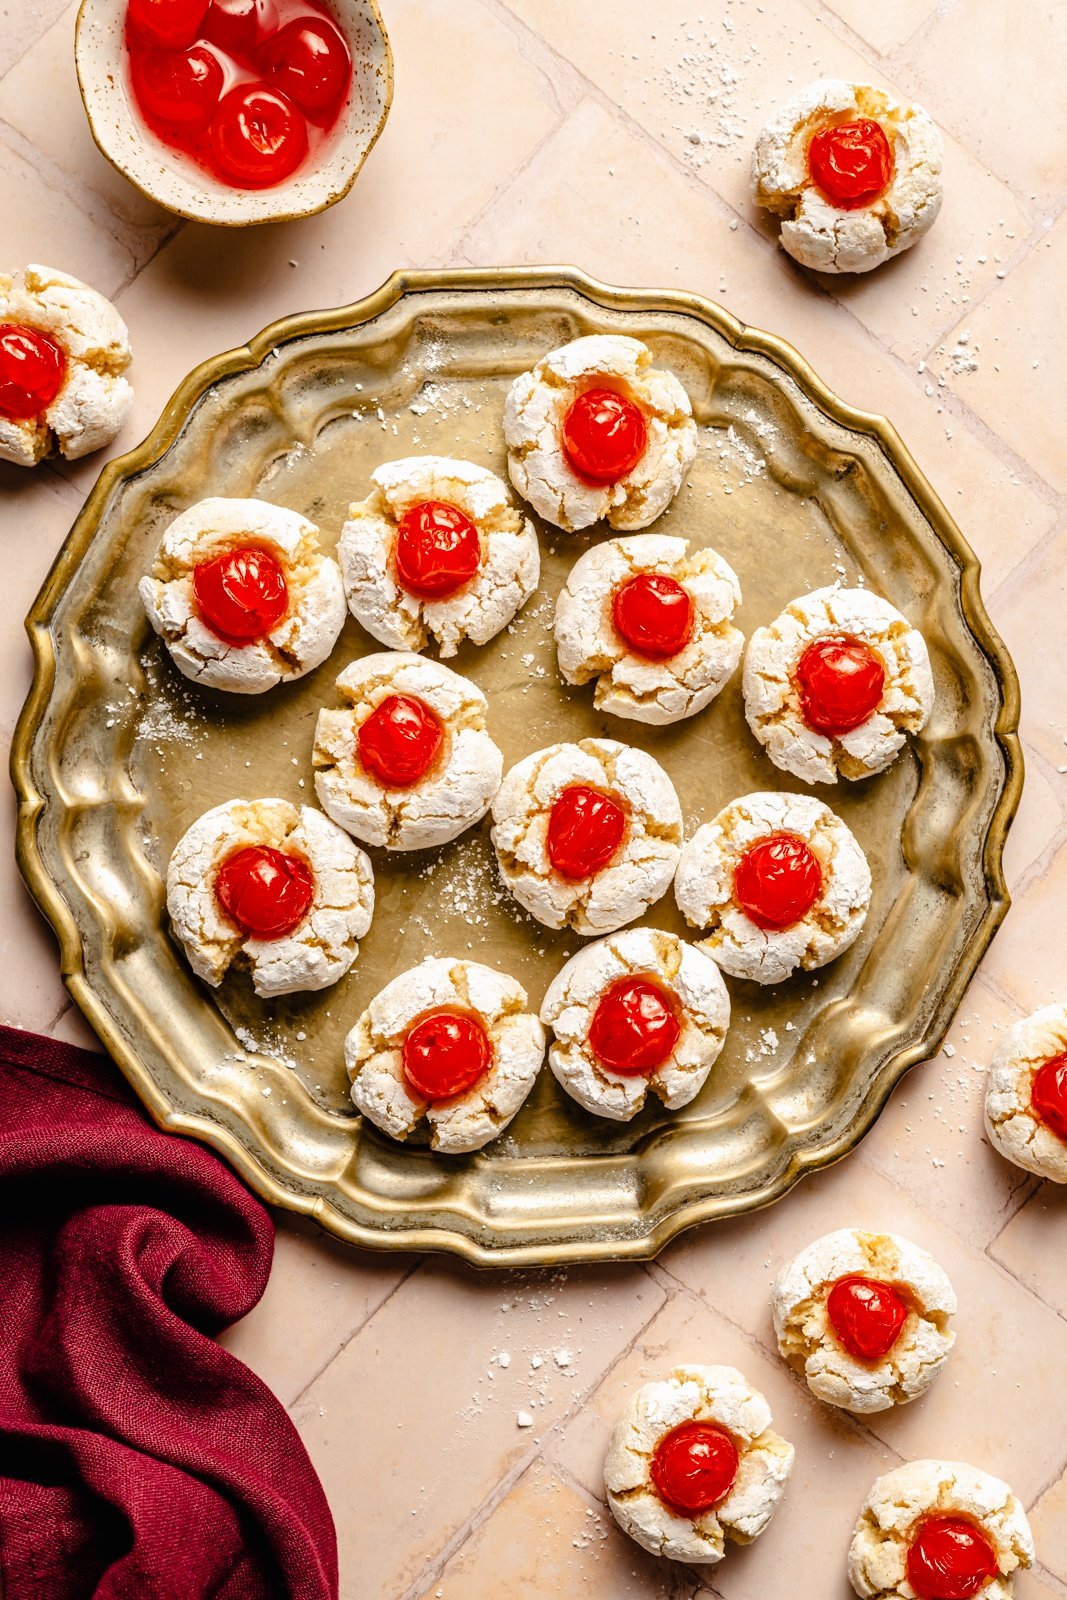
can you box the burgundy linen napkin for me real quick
[0,1023,338,1600]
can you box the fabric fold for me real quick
[0,1024,338,1600]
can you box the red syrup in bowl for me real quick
[125,0,353,191]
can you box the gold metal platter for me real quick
[12,268,1021,1267]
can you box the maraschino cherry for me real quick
[209,83,308,187]
[357,694,444,789]
[650,1423,740,1516]
[127,0,210,50]
[826,1275,909,1362]
[547,786,626,880]
[260,14,352,118]
[796,634,885,736]
[192,545,289,645]
[561,388,648,484]
[130,44,224,129]
[612,573,694,660]
[0,324,67,422]
[214,844,314,939]
[734,833,823,931]
[1031,1051,1067,1142]
[808,117,893,209]
[394,501,481,599]
[905,1516,998,1600]
[402,1009,492,1101]
[202,0,277,57]
[589,976,680,1075]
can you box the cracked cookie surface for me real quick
[605,1363,795,1565]
[139,496,346,695]
[346,957,545,1153]
[0,263,133,466]
[490,738,683,936]
[674,790,872,984]
[555,534,743,725]
[743,585,934,784]
[984,1002,1067,1184]
[773,1228,956,1414]
[848,1460,1034,1599]
[753,80,943,274]
[166,798,374,998]
[339,455,540,657]
[540,928,730,1120]
[313,651,503,851]
[503,334,698,533]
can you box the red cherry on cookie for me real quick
[808,117,893,209]
[547,785,626,881]
[209,84,308,188]
[906,1516,998,1600]
[650,1422,740,1516]
[796,634,886,737]
[588,976,680,1076]
[202,0,277,57]
[402,1008,492,1101]
[357,694,444,789]
[394,501,481,599]
[733,832,823,932]
[826,1275,909,1362]
[131,43,225,128]
[561,387,648,485]
[0,324,67,422]
[1031,1051,1067,1142]
[259,15,352,119]
[126,0,209,50]
[214,844,314,939]
[192,545,289,645]
[612,572,695,660]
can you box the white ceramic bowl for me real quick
[75,0,393,226]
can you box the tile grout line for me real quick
[853,1131,1049,1261]
[0,11,73,89]
[984,1225,1067,1337]
[1035,1562,1067,1600]
[798,0,938,66]
[0,114,164,286]
[1024,1451,1067,1515]
[988,510,1067,609]
[445,105,581,268]
[395,1263,670,1600]
[286,1257,423,1414]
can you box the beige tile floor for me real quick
[2,1,1065,1595]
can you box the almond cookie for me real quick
[540,928,730,1121]
[848,1461,1034,1600]
[491,738,683,936]
[0,264,134,467]
[338,456,540,657]
[753,81,943,275]
[743,586,934,785]
[345,957,545,1153]
[139,497,346,695]
[674,790,871,984]
[773,1229,956,1415]
[554,534,743,725]
[313,651,503,851]
[605,1363,795,1566]
[166,799,374,998]
[504,334,698,533]
[984,1002,1067,1184]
